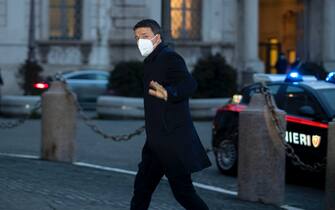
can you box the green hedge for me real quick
[191,54,237,98]
[108,54,237,98]
[108,61,144,97]
[17,60,44,95]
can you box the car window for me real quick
[95,74,109,80]
[68,74,97,80]
[267,84,286,110]
[241,84,261,104]
[282,85,324,118]
[241,84,282,105]
[317,88,335,118]
[268,84,281,94]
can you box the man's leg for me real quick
[167,174,209,210]
[130,143,164,210]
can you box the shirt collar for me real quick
[144,42,167,63]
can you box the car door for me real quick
[281,84,328,170]
[93,73,109,97]
[66,73,98,102]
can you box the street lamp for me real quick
[27,0,36,62]
[18,0,44,95]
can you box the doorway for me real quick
[259,0,304,74]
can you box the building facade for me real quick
[0,0,335,94]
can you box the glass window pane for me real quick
[171,10,183,39]
[185,10,192,32]
[171,0,182,9]
[169,0,201,40]
[185,0,192,9]
[49,0,82,40]
[69,74,95,80]
[318,89,335,116]
[286,85,304,93]
[186,0,200,9]
[49,0,60,7]
[283,85,305,115]
[96,74,109,80]
[67,0,76,7]
[49,7,61,37]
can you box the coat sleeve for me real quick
[164,52,197,103]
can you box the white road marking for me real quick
[280,205,305,210]
[0,152,304,210]
[74,161,137,176]
[0,152,39,159]
[192,182,237,196]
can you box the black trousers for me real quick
[130,144,209,210]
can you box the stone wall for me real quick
[0,0,29,65]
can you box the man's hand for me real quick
[149,80,168,101]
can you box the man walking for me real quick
[130,19,211,210]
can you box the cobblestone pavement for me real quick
[0,156,290,210]
[0,119,325,210]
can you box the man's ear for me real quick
[152,34,161,48]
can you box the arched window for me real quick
[170,0,202,40]
[49,0,82,40]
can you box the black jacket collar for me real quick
[144,42,167,63]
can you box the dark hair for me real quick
[133,19,161,35]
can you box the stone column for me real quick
[41,81,76,162]
[322,0,335,71]
[90,0,111,67]
[326,122,335,210]
[241,0,264,85]
[238,93,286,206]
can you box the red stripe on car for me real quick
[286,115,328,128]
[218,104,328,128]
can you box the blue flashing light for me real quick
[325,72,335,84]
[285,71,303,82]
[290,72,299,78]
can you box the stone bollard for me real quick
[238,93,286,206]
[41,81,76,162]
[326,122,335,210]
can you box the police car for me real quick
[212,71,335,178]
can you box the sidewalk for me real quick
[0,156,294,210]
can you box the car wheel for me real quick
[214,139,237,176]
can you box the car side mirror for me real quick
[299,105,315,117]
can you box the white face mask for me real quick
[137,35,157,57]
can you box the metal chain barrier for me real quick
[260,82,326,172]
[0,100,41,129]
[55,74,145,142]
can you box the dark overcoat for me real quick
[142,43,211,177]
